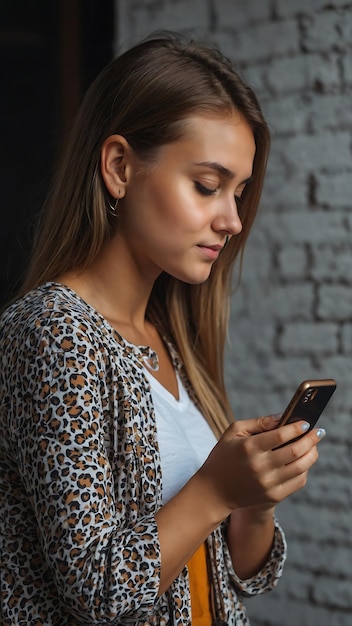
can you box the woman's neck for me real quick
[57,235,159,337]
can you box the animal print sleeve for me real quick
[222,516,287,595]
[15,332,162,623]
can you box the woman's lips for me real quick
[197,244,223,260]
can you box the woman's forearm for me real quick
[226,506,276,580]
[155,471,232,595]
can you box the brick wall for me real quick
[116,1,352,624]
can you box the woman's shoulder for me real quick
[0,282,112,353]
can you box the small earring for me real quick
[107,190,120,216]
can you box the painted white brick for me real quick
[343,49,352,85]
[278,499,351,543]
[311,244,352,280]
[308,94,352,132]
[303,11,352,53]
[341,323,352,353]
[316,172,352,208]
[278,245,308,278]
[313,576,352,609]
[256,212,350,246]
[275,0,349,18]
[279,322,338,354]
[275,131,350,174]
[318,285,352,320]
[261,173,308,208]
[288,539,352,578]
[248,587,352,626]
[301,472,352,509]
[117,0,208,45]
[266,53,340,94]
[263,94,309,136]
[215,19,300,63]
[215,0,271,29]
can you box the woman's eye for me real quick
[195,182,217,196]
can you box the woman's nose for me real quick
[212,198,243,236]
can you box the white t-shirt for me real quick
[144,370,217,504]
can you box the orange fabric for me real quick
[187,542,213,625]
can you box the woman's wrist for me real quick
[192,466,234,524]
[230,504,276,527]
[227,505,276,579]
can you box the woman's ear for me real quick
[100,134,132,200]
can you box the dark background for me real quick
[0,0,115,307]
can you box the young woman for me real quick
[0,32,325,625]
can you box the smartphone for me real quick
[275,378,336,447]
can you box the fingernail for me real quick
[272,413,282,421]
[301,421,310,432]
[316,428,326,439]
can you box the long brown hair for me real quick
[21,32,270,437]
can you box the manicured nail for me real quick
[316,428,326,439]
[272,413,282,421]
[301,421,310,432]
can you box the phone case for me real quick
[279,378,336,431]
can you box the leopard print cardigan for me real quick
[0,283,286,625]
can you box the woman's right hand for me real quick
[196,415,325,517]
[155,414,325,594]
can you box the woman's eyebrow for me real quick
[193,161,253,185]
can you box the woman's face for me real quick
[116,112,256,285]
